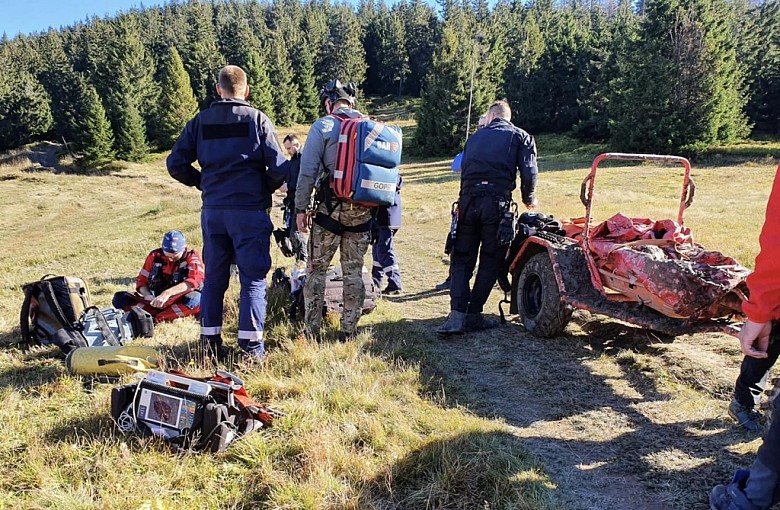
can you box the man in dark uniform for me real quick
[437,99,538,335]
[282,134,306,263]
[167,65,287,360]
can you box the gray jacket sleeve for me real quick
[295,120,327,212]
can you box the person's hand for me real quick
[150,292,170,309]
[739,319,773,358]
[525,198,539,210]
[297,212,310,234]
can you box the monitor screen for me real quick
[138,388,184,429]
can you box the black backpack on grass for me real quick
[20,275,91,354]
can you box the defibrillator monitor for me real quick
[137,387,198,431]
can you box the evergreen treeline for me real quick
[0,0,778,161]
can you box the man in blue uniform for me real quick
[167,65,287,360]
[372,176,403,294]
[437,99,538,335]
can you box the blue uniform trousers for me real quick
[372,227,401,291]
[200,209,272,357]
[449,194,501,314]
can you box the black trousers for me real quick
[449,194,502,314]
[734,323,780,409]
[759,356,780,475]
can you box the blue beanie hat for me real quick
[162,230,186,254]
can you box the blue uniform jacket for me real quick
[460,118,538,205]
[167,98,287,210]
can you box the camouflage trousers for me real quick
[304,202,371,335]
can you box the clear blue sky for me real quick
[1,0,168,37]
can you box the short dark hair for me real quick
[283,134,299,144]
[218,65,247,96]
[489,99,511,121]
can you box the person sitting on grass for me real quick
[112,230,204,323]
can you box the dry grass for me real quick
[0,108,777,509]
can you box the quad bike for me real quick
[508,153,750,338]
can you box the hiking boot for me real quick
[466,313,500,332]
[709,468,763,510]
[435,277,451,291]
[237,350,266,368]
[436,310,466,336]
[339,331,356,343]
[202,335,226,361]
[728,399,764,433]
[383,285,402,295]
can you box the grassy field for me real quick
[0,106,778,509]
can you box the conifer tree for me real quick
[302,2,330,86]
[366,7,409,96]
[245,50,275,118]
[319,5,367,87]
[88,15,151,161]
[744,1,780,133]
[294,43,320,121]
[0,67,53,150]
[181,1,224,109]
[398,0,439,96]
[609,0,749,152]
[155,46,198,150]
[414,4,505,156]
[268,41,301,126]
[75,78,115,162]
[414,20,471,155]
[114,94,147,162]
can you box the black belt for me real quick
[313,212,372,235]
[462,180,511,195]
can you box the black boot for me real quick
[466,313,500,332]
[436,311,466,335]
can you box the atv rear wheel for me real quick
[516,252,572,338]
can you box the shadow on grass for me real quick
[364,313,755,510]
[357,430,558,510]
[44,413,113,443]
[0,348,63,391]
[90,276,136,289]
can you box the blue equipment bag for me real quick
[332,115,402,207]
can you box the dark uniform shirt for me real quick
[284,150,302,208]
[460,118,538,205]
[166,98,287,210]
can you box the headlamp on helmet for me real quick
[319,79,357,110]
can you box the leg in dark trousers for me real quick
[449,196,480,313]
[466,197,500,315]
[734,325,780,409]
[372,227,401,292]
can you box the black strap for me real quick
[313,211,372,235]
[499,291,511,325]
[85,307,121,346]
[19,284,35,346]
[41,281,78,330]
